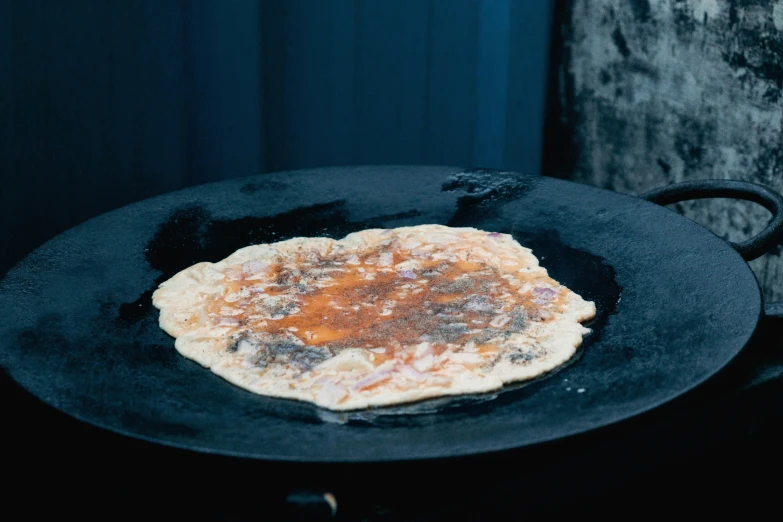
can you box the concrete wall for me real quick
[546,0,783,301]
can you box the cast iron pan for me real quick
[1,166,781,463]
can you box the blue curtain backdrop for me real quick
[0,0,553,274]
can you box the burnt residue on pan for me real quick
[442,169,541,227]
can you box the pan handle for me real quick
[641,180,783,321]
[640,179,783,262]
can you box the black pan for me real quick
[1,166,781,464]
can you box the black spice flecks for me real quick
[228,332,332,372]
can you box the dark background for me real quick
[2,0,782,519]
[1,0,550,278]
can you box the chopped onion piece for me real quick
[427,375,452,386]
[353,371,393,390]
[489,315,511,328]
[317,382,349,406]
[236,339,256,354]
[414,342,433,357]
[448,352,483,364]
[532,287,557,304]
[242,260,271,276]
[399,365,426,382]
[412,354,435,373]
[374,360,397,373]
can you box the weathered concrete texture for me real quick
[550,0,783,301]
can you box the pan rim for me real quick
[0,165,763,463]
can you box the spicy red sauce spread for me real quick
[209,242,565,366]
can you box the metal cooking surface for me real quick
[0,166,761,461]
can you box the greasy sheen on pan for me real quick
[152,225,596,410]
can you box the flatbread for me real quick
[152,225,596,410]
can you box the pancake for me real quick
[152,225,596,410]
